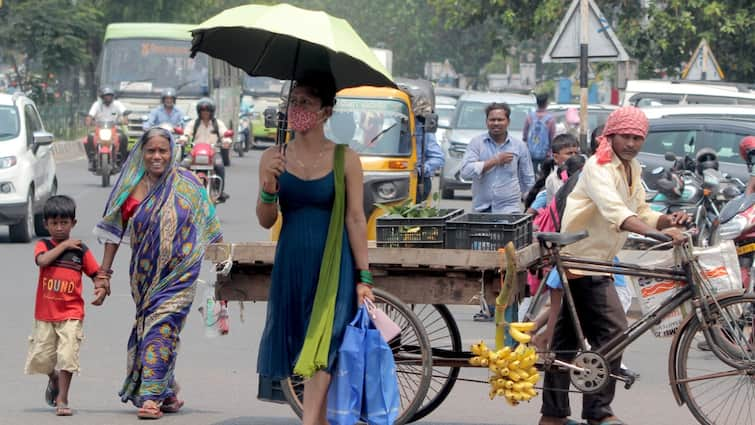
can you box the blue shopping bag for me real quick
[360,309,400,425]
[327,306,369,425]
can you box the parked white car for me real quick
[0,93,57,242]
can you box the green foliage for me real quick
[376,192,444,218]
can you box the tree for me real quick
[0,0,103,101]
[621,0,754,81]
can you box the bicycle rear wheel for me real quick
[673,293,755,425]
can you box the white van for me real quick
[623,80,755,107]
[640,104,755,120]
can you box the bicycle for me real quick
[526,230,754,425]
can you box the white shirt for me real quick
[186,118,228,145]
[88,100,126,122]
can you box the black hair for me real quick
[536,93,548,109]
[295,70,337,108]
[564,154,587,177]
[485,102,511,119]
[590,124,605,156]
[551,133,579,154]
[141,127,172,146]
[524,157,556,209]
[43,195,76,220]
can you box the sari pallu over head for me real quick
[94,128,221,405]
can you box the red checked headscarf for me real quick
[595,106,649,164]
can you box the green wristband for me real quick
[260,190,278,204]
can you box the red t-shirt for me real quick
[34,239,100,322]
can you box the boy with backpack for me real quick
[24,196,108,416]
[522,93,556,172]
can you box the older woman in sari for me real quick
[94,127,222,419]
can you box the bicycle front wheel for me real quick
[673,293,755,425]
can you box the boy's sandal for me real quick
[55,404,73,416]
[160,396,184,413]
[137,402,163,420]
[45,378,59,407]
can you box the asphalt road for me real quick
[0,150,701,424]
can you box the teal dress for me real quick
[257,170,357,380]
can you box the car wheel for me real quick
[33,179,56,237]
[10,191,34,243]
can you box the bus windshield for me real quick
[325,98,411,157]
[100,38,209,97]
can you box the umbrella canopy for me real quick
[190,3,395,90]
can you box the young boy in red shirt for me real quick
[24,195,109,416]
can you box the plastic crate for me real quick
[445,213,533,250]
[376,208,464,248]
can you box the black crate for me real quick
[376,208,464,248]
[445,213,533,250]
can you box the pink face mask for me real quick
[288,106,320,132]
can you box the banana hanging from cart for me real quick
[470,241,541,406]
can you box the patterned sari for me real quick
[95,129,222,406]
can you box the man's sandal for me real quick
[137,401,163,420]
[55,404,73,416]
[588,418,626,425]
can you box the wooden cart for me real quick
[206,242,541,424]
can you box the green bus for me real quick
[97,23,242,141]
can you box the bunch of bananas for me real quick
[469,322,540,406]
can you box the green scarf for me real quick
[294,144,346,378]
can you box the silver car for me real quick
[439,92,535,199]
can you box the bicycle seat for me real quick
[537,231,589,246]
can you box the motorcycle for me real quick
[87,119,122,187]
[180,129,233,204]
[640,151,742,247]
[234,113,252,157]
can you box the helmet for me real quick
[99,86,115,97]
[695,147,719,174]
[739,136,755,165]
[161,88,177,103]
[196,97,215,115]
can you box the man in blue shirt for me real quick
[415,117,445,201]
[461,102,535,213]
[143,88,184,130]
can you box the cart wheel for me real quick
[406,304,461,422]
[281,288,432,424]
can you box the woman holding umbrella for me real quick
[255,70,374,424]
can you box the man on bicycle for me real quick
[539,106,690,425]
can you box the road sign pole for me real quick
[579,0,589,152]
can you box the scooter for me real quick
[717,193,755,292]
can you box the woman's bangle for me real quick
[357,282,373,289]
[260,190,278,204]
[358,269,373,285]
[97,268,113,276]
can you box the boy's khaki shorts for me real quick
[24,319,83,375]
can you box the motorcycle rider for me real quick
[184,97,230,202]
[85,86,129,170]
[142,88,185,130]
